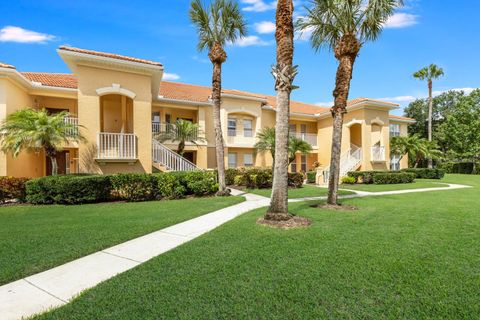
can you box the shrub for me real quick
[110,173,158,202]
[401,168,445,179]
[288,172,304,188]
[306,171,316,184]
[438,162,480,175]
[183,171,218,196]
[0,177,30,203]
[26,175,112,205]
[225,168,241,185]
[341,176,356,184]
[372,172,415,184]
[347,171,380,184]
[234,174,247,186]
[157,173,187,199]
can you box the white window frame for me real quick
[390,123,400,137]
[243,119,253,137]
[390,154,401,171]
[301,154,307,172]
[228,153,237,168]
[228,118,237,137]
[244,153,254,167]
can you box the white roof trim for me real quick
[222,93,267,103]
[96,84,136,99]
[155,96,213,106]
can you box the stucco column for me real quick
[133,100,152,173]
[78,94,101,173]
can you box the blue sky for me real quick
[1,0,479,115]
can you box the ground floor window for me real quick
[390,154,401,171]
[291,160,297,173]
[228,153,237,168]
[244,153,254,167]
[301,155,307,172]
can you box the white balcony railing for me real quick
[97,132,137,160]
[64,117,79,136]
[290,132,318,148]
[152,122,199,141]
[371,146,386,162]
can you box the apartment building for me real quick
[0,47,414,179]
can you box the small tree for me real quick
[413,64,444,168]
[390,135,441,168]
[0,109,85,175]
[288,136,313,166]
[155,119,206,157]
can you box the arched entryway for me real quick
[349,123,362,149]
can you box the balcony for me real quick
[152,122,199,141]
[96,132,137,162]
[64,117,79,136]
[371,146,386,162]
[290,132,318,148]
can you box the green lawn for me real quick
[247,184,353,198]
[0,196,244,285]
[340,179,447,192]
[34,175,480,319]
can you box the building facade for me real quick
[0,47,414,181]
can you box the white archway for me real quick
[96,83,136,100]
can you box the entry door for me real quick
[46,151,69,175]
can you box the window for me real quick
[300,124,307,140]
[165,114,171,124]
[291,159,297,173]
[152,112,160,123]
[301,155,307,172]
[244,153,254,167]
[228,153,237,168]
[289,124,296,134]
[390,124,400,137]
[390,155,401,171]
[65,152,71,174]
[243,119,253,137]
[228,118,237,136]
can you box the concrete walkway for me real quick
[0,183,471,320]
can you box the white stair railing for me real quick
[152,139,199,172]
[321,144,362,184]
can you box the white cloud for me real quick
[315,101,333,107]
[254,21,276,34]
[0,26,56,43]
[384,13,418,29]
[241,0,277,12]
[433,87,476,96]
[163,72,180,81]
[379,88,478,105]
[379,95,417,103]
[233,35,272,47]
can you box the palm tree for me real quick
[390,135,441,168]
[255,128,312,171]
[413,64,444,168]
[267,0,298,221]
[288,136,313,166]
[155,119,206,157]
[0,109,85,175]
[189,0,247,195]
[297,0,402,205]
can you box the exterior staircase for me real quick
[318,144,362,184]
[152,139,199,172]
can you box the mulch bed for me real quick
[257,215,312,229]
[313,204,358,211]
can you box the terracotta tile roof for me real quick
[21,72,78,89]
[59,46,163,67]
[389,114,416,122]
[348,97,399,107]
[0,62,16,69]
[266,96,329,115]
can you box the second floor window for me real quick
[243,119,253,137]
[228,118,236,136]
[390,124,400,137]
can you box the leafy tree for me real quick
[438,89,480,173]
[155,119,206,157]
[0,109,85,175]
[390,135,441,168]
[297,0,402,205]
[255,127,313,170]
[413,64,444,168]
[267,0,298,221]
[189,0,247,195]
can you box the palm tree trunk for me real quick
[427,79,433,169]
[327,36,360,205]
[49,156,58,175]
[212,61,227,194]
[266,0,295,220]
[177,140,185,157]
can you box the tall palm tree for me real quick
[297,0,402,205]
[267,0,298,221]
[413,64,444,168]
[0,109,85,175]
[189,0,247,195]
[155,119,206,157]
[255,128,312,170]
[288,136,313,166]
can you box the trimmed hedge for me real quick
[306,171,316,184]
[227,167,304,189]
[439,162,479,175]
[0,177,30,203]
[401,168,445,179]
[26,175,112,205]
[347,171,381,184]
[341,176,356,184]
[373,172,416,184]
[25,171,219,205]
